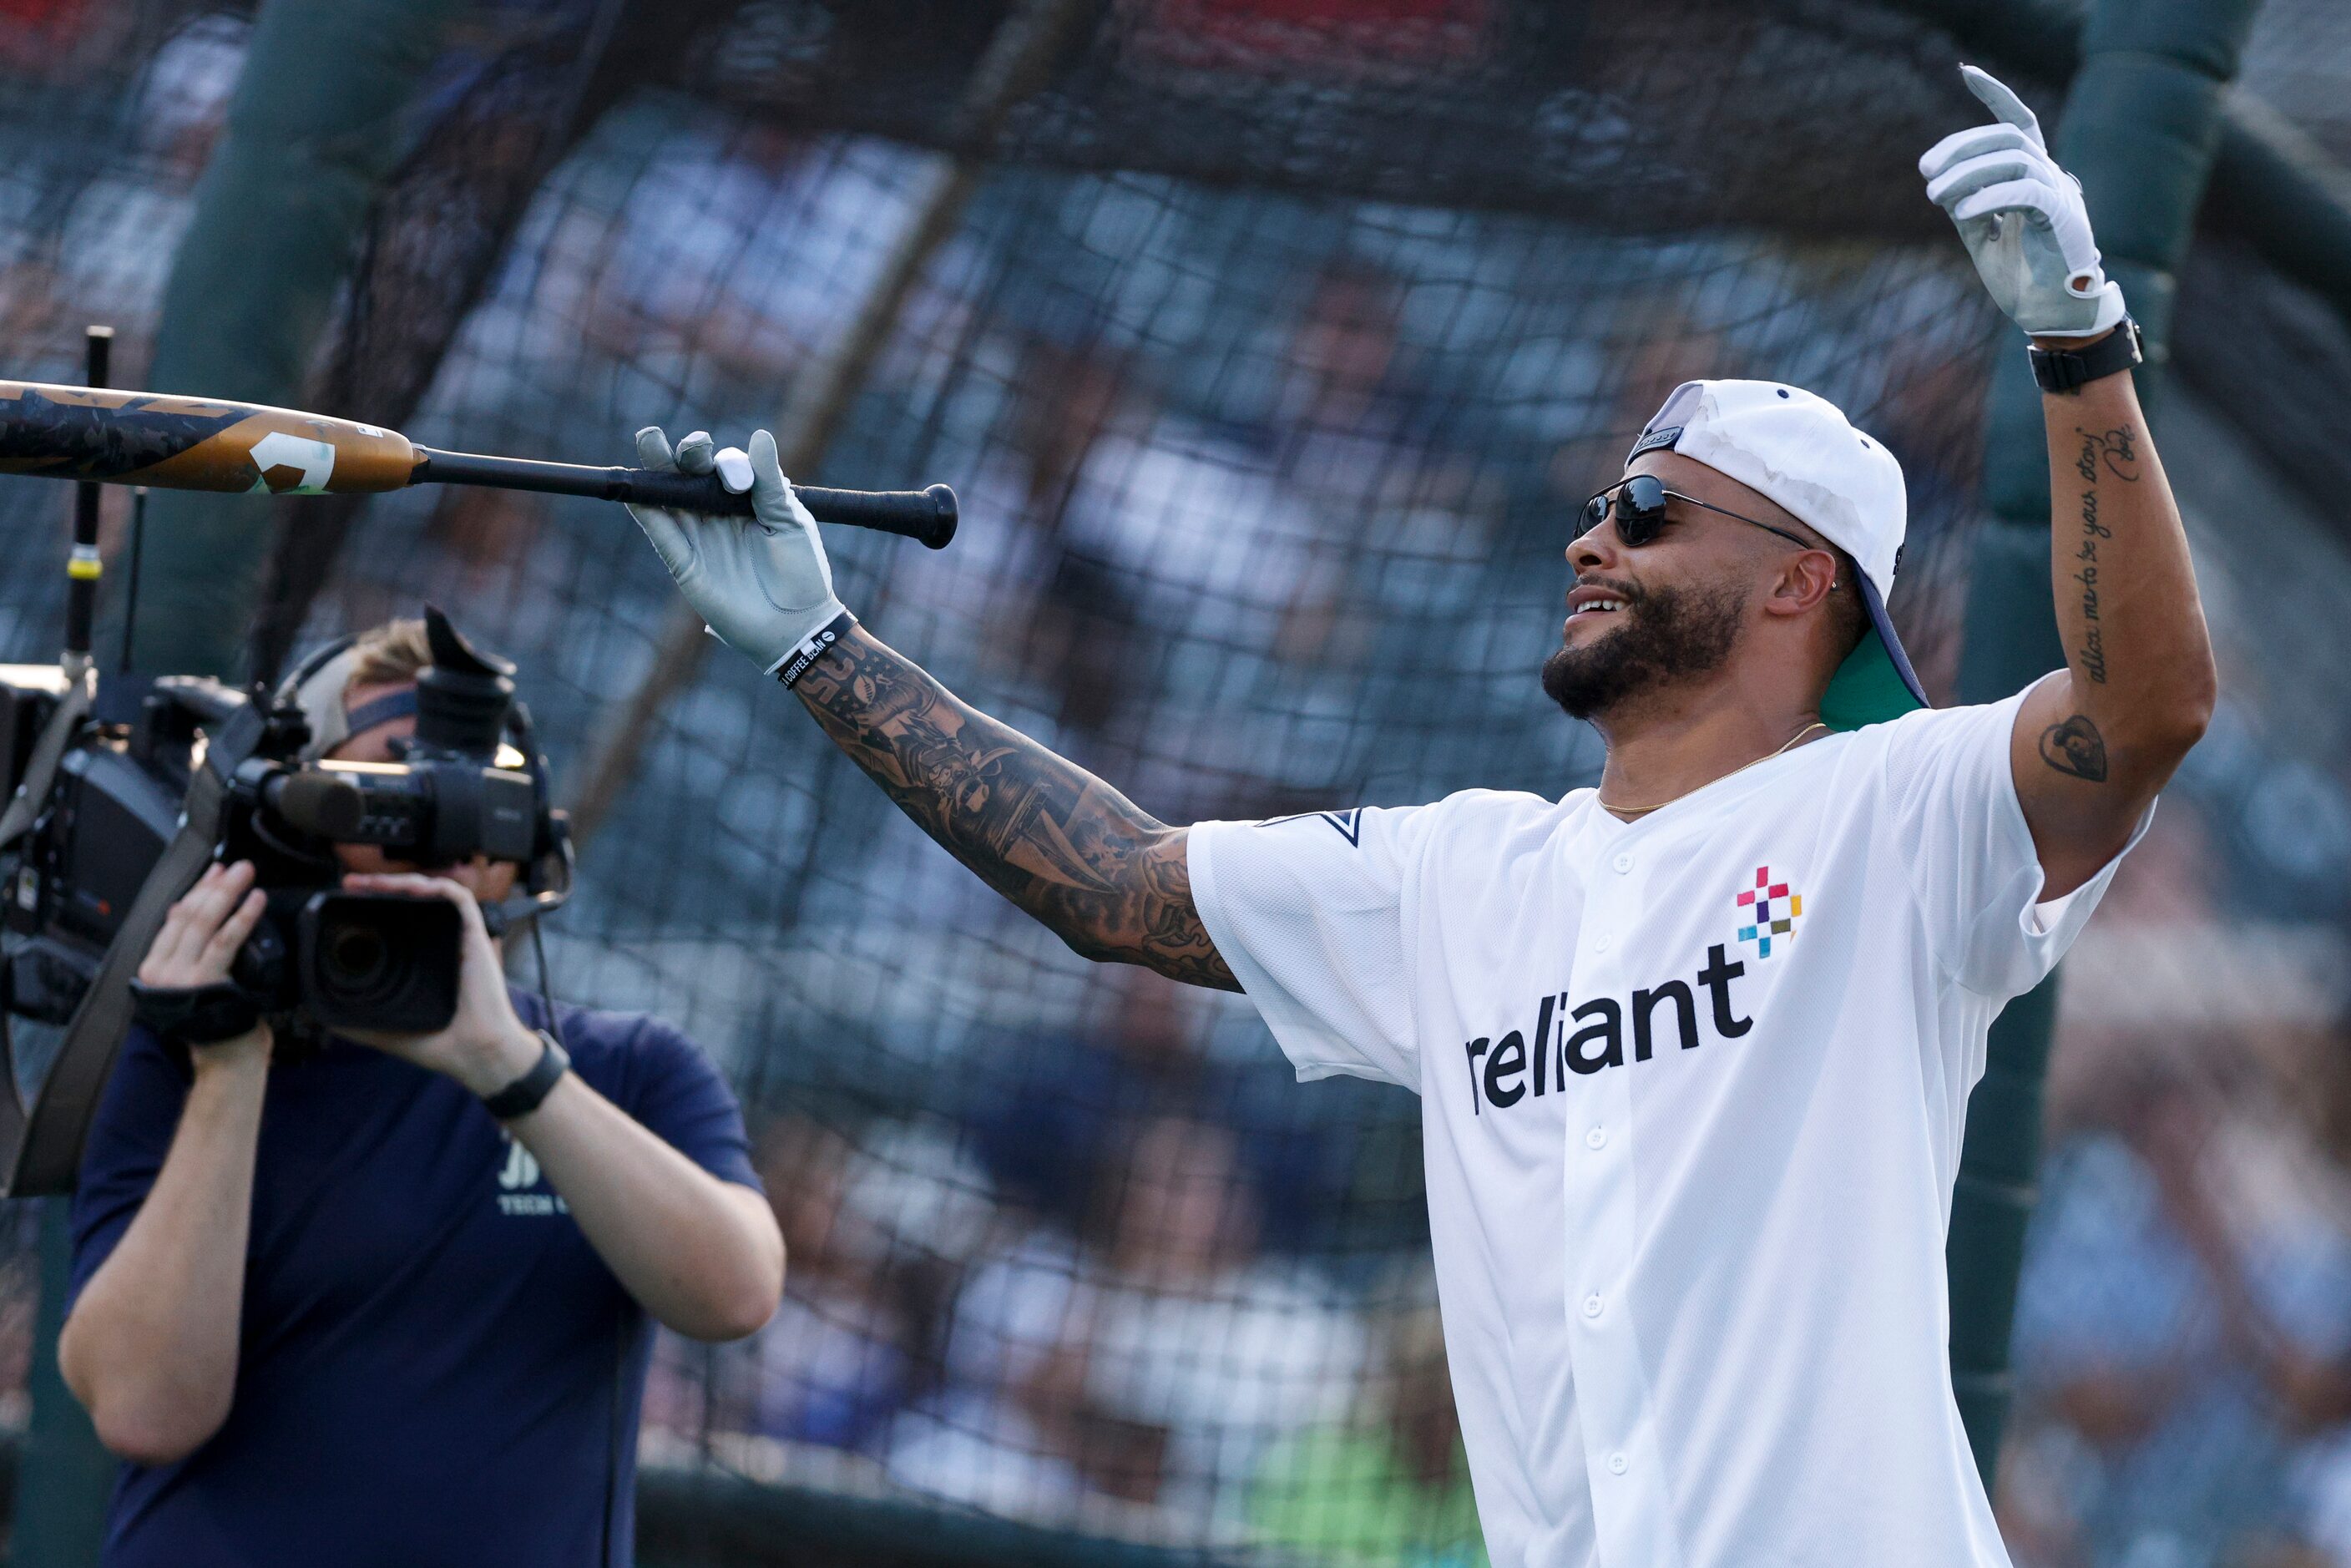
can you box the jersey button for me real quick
[1608,1451,1629,1475]
[1585,1126,1607,1150]
[1582,1292,1604,1318]
[1612,852,1633,873]
[1593,934,1612,953]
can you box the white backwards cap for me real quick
[1628,379,1928,730]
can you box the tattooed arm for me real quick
[619,429,1235,988]
[2010,344,2217,898]
[794,625,1239,990]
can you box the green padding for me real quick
[116,0,463,678]
[1819,629,1926,732]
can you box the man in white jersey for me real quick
[622,68,2215,1565]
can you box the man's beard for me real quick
[1541,580,1748,721]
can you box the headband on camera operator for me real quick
[275,612,574,930]
[281,640,407,765]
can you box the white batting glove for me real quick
[1920,65,2127,341]
[626,426,846,675]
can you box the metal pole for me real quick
[14,1202,114,1568]
[13,326,127,1568]
[14,1202,115,1568]
[1944,0,2262,1485]
[63,326,109,680]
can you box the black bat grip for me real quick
[796,482,959,549]
[615,468,958,549]
[410,449,959,549]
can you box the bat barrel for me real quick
[0,380,417,496]
[412,448,958,549]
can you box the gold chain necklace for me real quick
[1598,721,1829,818]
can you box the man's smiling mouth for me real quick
[1567,582,1636,622]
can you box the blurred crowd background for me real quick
[1,1,2350,1564]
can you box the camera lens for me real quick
[321,922,392,996]
[299,893,461,1032]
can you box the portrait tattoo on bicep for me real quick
[794,633,1238,990]
[2039,713,2110,782]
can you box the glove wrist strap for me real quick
[773,609,857,690]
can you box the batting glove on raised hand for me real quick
[626,426,846,675]
[1920,65,2126,340]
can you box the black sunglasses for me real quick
[1580,473,1817,553]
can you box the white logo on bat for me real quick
[245,431,336,495]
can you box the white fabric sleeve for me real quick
[1186,807,1432,1088]
[1876,678,2153,999]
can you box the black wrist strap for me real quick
[481,1029,569,1120]
[128,979,263,1047]
[774,609,857,690]
[2030,316,2144,394]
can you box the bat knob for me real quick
[921,483,958,550]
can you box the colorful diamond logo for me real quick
[1734,864,1801,958]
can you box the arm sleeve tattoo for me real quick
[793,629,1239,991]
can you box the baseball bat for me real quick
[0,381,958,549]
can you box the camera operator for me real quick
[53,618,784,1568]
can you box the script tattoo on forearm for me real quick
[795,633,1238,990]
[2066,423,2141,687]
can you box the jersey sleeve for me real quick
[1875,677,2151,999]
[67,1026,194,1313]
[614,1016,763,1192]
[1186,807,1433,1088]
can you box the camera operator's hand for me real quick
[137,861,271,1063]
[334,879,784,1343]
[335,873,540,1098]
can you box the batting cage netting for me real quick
[4,2,2351,1565]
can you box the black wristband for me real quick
[480,1029,569,1120]
[129,979,264,1047]
[773,609,857,690]
[2030,316,2144,395]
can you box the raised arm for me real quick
[2007,359,2212,894]
[1923,68,2216,898]
[624,427,1236,989]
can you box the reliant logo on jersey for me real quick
[1462,945,1752,1113]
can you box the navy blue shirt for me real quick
[68,990,761,1568]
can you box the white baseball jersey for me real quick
[1187,683,2146,1567]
